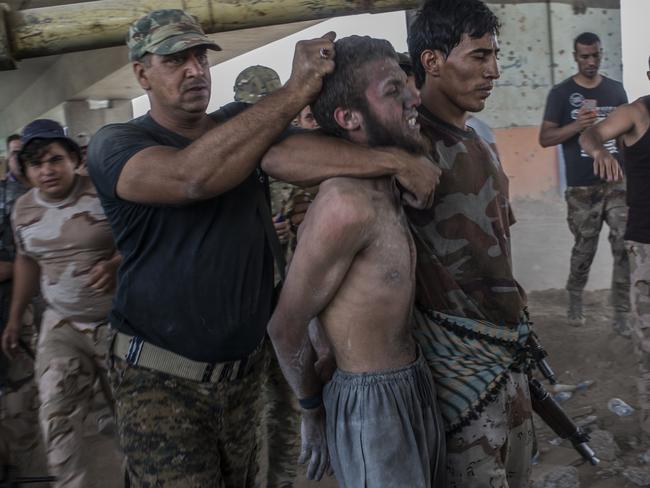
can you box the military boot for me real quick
[613,311,631,338]
[611,283,631,337]
[567,290,586,327]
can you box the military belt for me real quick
[112,331,264,383]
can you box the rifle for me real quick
[0,465,56,487]
[527,331,600,465]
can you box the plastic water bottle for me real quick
[576,380,595,391]
[608,397,635,417]
[554,391,573,403]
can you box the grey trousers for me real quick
[323,353,446,487]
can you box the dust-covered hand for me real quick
[593,150,623,182]
[299,405,330,481]
[86,257,119,294]
[285,32,336,104]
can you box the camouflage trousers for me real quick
[36,309,121,488]
[262,340,301,488]
[0,305,46,477]
[626,241,650,437]
[110,342,267,487]
[565,181,630,311]
[446,370,534,488]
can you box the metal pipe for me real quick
[0,0,420,70]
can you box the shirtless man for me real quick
[268,35,445,488]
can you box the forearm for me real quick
[262,133,400,186]
[539,121,581,147]
[269,313,323,399]
[579,127,608,159]
[7,254,39,326]
[119,86,311,204]
[182,86,310,198]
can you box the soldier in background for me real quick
[233,65,300,487]
[285,108,320,255]
[234,66,292,255]
[0,134,45,480]
[1,119,123,488]
[539,32,629,333]
[74,132,91,175]
[293,105,319,130]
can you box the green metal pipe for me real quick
[0,0,420,69]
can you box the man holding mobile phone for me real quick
[539,32,629,334]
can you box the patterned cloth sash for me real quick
[413,307,530,434]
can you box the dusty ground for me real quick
[528,288,643,488]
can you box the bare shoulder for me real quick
[314,177,375,223]
[630,97,650,118]
[299,177,375,244]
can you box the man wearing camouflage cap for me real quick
[87,8,439,486]
[232,64,302,487]
[234,65,283,103]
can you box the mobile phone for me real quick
[582,99,597,111]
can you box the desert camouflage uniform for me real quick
[13,175,122,488]
[566,181,630,311]
[407,106,532,487]
[446,371,533,487]
[0,307,45,476]
[0,176,46,476]
[626,241,650,438]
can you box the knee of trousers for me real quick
[37,355,93,412]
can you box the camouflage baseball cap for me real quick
[127,9,221,62]
[233,65,282,103]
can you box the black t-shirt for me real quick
[543,76,628,187]
[87,102,274,362]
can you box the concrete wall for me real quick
[484,1,622,129]
[481,1,622,200]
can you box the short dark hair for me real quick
[574,32,601,51]
[312,36,398,138]
[6,134,20,151]
[18,138,80,176]
[408,0,500,88]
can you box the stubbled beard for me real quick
[359,102,429,156]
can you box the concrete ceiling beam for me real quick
[0,0,420,69]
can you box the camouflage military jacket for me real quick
[13,176,115,324]
[407,106,527,331]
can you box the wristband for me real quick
[298,393,323,410]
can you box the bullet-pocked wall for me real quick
[481,0,622,200]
